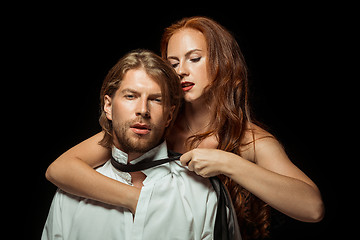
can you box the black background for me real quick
[8,2,350,239]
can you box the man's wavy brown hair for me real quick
[161,16,271,239]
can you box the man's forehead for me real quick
[119,68,162,95]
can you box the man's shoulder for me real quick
[167,161,218,214]
[55,189,85,205]
[95,160,112,174]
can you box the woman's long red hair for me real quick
[161,16,271,239]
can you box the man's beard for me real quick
[113,118,164,154]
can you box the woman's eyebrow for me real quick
[185,49,202,58]
[167,56,179,61]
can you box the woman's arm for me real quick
[180,136,325,222]
[45,132,140,213]
[228,137,324,222]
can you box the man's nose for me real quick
[136,98,150,118]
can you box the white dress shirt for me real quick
[42,141,217,240]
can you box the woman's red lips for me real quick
[181,81,195,91]
[130,123,151,135]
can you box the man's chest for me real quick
[130,171,146,189]
[64,176,207,240]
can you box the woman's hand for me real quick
[179,148,238,178]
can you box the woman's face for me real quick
[167,28,211,103]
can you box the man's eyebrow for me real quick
[121,88,138,94]
[167,49,203,60]
[149,93,163,100]
[121,88,162,97]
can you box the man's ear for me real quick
[165,105,176,128]
[104,95,113,121]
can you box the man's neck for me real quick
[112,138,144,163]
[112,140,167,164]
[127,152,143,163]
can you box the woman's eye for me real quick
[171,63,179,68]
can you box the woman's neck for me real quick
[167,98,218,153]
[183,99,214,134]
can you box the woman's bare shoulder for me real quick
[242,123,318,189]
[240,122,279,161]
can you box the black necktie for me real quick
[111,150,242,240]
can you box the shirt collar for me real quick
[111,141,168,165]
[111,141,170,184]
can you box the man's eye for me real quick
[125,95,135,99]
[154,98,162,103]
[190,57,201,63]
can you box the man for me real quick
[42,49,218,240]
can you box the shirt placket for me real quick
[129,182,155,240]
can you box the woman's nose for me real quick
[177,62,189,79]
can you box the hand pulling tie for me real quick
[110,150,242,240]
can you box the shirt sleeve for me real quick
[41,190,64,240]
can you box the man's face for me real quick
[104,68,173,157]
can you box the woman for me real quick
[46,16,324,239]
